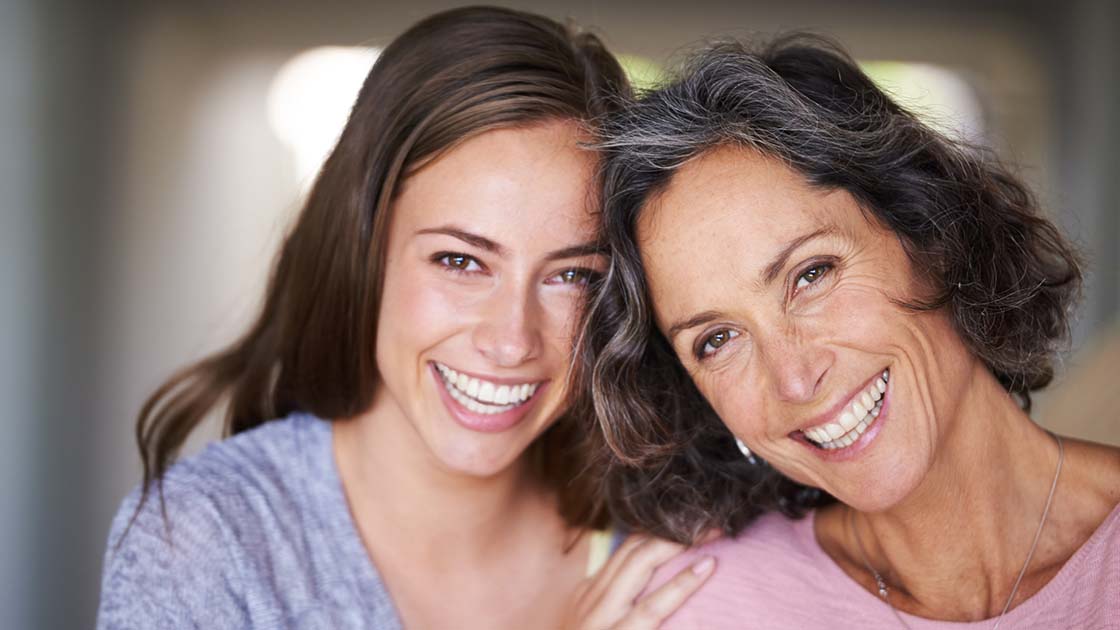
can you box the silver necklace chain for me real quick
[849,433,1064,630]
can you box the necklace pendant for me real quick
[876,577,889,599]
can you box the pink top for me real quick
[653,505,1120,629]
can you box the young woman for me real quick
[581,35,1120,628]
[97,7,712,629]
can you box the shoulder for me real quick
[1068,500,1120,597]
[105,412,330,550]
[652,511,835,629]
[174,412,329,493]
[98,413,331,628]
[671,510,823,577]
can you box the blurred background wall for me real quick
[2,0,1117,627]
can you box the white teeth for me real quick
[801,369,889,450]
[853,399,868,419]
[433,363,541,414]
[477,381,495,403]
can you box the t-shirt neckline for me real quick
[800,502,1120,627]
[306,414,404,630]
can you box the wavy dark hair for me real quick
[574,34,1082,543]
[132,6,627,534]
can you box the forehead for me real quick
[394,120,599,244]
[637,146,848,319]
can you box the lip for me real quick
[791,367,890,461]
[433,362,548,386]
[429,362,550,433]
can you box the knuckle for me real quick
[631,605,663,626]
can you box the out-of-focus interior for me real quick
[2,1,1116,627]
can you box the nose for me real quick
[471,283,543,368]
[761,330,833,404]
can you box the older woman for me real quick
[580,35,1120,628]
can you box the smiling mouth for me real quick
[433,362,543,415]
[800,369,889,450]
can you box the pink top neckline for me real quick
[799,502,1120,627]
[653,501,1120,629]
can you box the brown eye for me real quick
[437,253,481,272]
[698,329,739,359]
[795,263,832,291]
[548,268,599,286]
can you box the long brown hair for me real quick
[136,6,627,528]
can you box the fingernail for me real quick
[692,556,715,575]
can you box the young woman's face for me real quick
[637,146,975,512]
[374,120,604,478]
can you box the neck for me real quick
[333,388,559,569]
[843,362,1063,619]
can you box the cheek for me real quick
[899,308,975,416]
[538,291,585,350]
[695,368,769,441]
[820,286,894,348]
[822,272,975,422]
[377,260,475,358]
[801,262,928,365]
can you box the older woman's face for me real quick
[638,147,976,511]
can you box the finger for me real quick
[578,538,686,630]
[574,534,650,620]
[584,534,653,599]
[620,556,716,629]
[594,538,688,615]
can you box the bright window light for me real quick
[861,61,986,142]
[268,46,380,190]
[618,54,665,92]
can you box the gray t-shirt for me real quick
[97,413,403,629]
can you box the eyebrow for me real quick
[664,226,839,344]
[415,225,603,261]
[759,226,837,286]
[543,242,606,262]
[416,226,506,256]
[666,310,723,344]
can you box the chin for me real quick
[834,457,929,513]
[428,431,536,478]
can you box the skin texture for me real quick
[333,121,711,629]
[638,146,1120,621]
[373,120,604,480]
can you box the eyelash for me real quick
[695,329,739,360]
[433,252,600,286]
[793,260,835,294]
[434,252,485,274]
[693,260,836,361]
[546,268,601,286]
